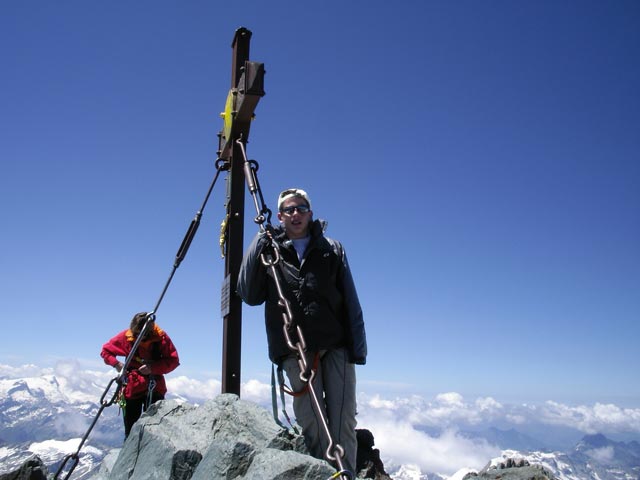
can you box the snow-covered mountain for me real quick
[0,439,106,480]
[460,433,640,480]
[380,428,640,479]
[0,373,122,443]
[0,369,123,477]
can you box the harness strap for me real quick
[270,364,286,429]
[270,364,298,433]
[279,352,321,397]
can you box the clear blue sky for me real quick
[1,1,638,407]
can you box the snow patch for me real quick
[28,438,101,457]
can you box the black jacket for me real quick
[237,220,367,365]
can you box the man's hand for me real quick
[138,364,151,375]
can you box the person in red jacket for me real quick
[101,312,179,438]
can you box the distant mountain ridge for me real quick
[464,427,548,452]
[0,372,122,477]
[0,373,122,445]
[476,434,640,480]
[2,370,640,480]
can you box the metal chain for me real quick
[54,160,229,480]
[236,138,352,480]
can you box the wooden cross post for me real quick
[218,27,265,395]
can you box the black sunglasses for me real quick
[280,205,310,215]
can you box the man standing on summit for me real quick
[237,188,367,474]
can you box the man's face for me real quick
[278,196,312,239]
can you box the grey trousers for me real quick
[282,348,357,473]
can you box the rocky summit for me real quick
[50,393,387,480]
[463,457,557,480]
[93,394,334,479]
[0,456,48,480]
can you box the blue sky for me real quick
[1,1,639,409]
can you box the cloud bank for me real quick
[2,360,640,476]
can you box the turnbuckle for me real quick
[236,137,272,230]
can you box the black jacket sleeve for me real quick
[333,240,367,365]
[237,231,269,306]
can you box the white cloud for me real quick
[54,360,81,378]
[354,391,640,475]
[165,377,270,406]
[505,413,527,424]
[361,392,640,436]
[367,394,397,410]
[437,392,465,406]
[356,412,499,476]
[357,393,502,475]
[359,392,505,429]
[0,363,51,378]
[476,396,502,412]
[166,376,220,403]
[585,446,614,463]
[538,401,640,434]
[241,379,271,405]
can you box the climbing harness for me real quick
[53,159,229,480]
[276,352,320,401]
[117,389,127,416]
[237,138,354,480]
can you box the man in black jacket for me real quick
[237,188,367,474]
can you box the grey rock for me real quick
[493,458,530,469]
[465,461,557,480]
[89,449,120,480]
[355,429,391,480]
[0,455,48,480]
[106,394,336,480]
[169,450,202,480]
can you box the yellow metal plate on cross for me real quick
[220,89,236,142]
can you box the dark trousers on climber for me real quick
[124,391,164,438]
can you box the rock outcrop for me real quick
[356,429,392,480]
[0,456,48,480]
[99,394,335,480]
[96,394,394,479]
[463,456,557,480]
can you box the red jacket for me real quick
[101,324,179,398]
